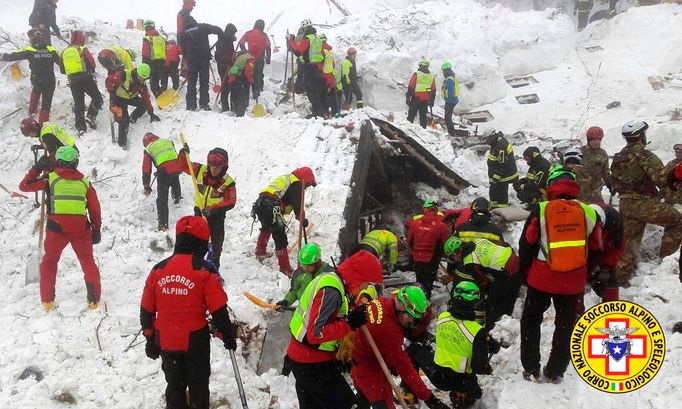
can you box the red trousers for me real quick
[40,228,101,303]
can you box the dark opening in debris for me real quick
[505,76,538,88]
[516,94,540,104]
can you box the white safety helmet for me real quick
[621,120,649,139]
[563,148,583,165]
[552,140,572,153]
[300,19,313,29]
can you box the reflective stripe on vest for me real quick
[306,34,323,63]
[229,53,252,77]
[40,122,76,148]
[261,174,299,199]
[144,139,177,166]
[289,271,348,351]
[462,239,512,272]
[434,312,482,374]
[111,47,134,70]
[115,69,136,99]
[62,46,86,76]
[537,200,597,262]
[145,35,167,60]
[458,230,502,243]
[194,165,235,209]
[48,172,90,215]
[415,71,433,93]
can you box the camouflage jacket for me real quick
[663,159,682,204]
[566,164,593,202]
[581,145,611,191]
[611,143,665,198]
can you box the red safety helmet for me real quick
[292,166,317,187]
[586,126,604,141]
[347,47,357,55]
[207,148,229,167]
[175,215,210,241]
[70,30,85,46]
[20,117,40,137]
[142,132,159,147]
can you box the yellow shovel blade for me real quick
[157,88,180,110]
[10,63,22,81]
[252,103,266,118]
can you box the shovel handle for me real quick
[360,325,409,409]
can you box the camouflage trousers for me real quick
[614,197,682,283]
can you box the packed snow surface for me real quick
[1,1,682,408]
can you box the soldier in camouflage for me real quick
[563,149,593,203]
[610,121,682,286]
[580,126,611,203]
[662,144,682,206]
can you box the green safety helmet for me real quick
[143,19,155,29]
[396,286,429,319]
[298,243,321,265]
[441,61,452,70]
[137,63,151,80]
[444,236,463,256]
[453,281,480,302]
[418,58,430,67]
[423,198,436,209]
[55,146,79,163]
[547,165,576,186]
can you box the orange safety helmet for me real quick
[20,117,40,137]
[142,132,159,147]
[586,126,604,141]
[292,166,317,187]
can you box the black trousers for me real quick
[162,61,180,91]
[160,328,211,409]
[253,56,265,95]
[356,392,388,409]
[485,274,522,331]
[327,88,341,116]
[289,359,357,409]
[156,169,181,227]
[304,65,326,118]
[407,98,428,128]
[343,80,363,107]
[489,178,518,208]
[444,102,456,136]
[186,58,210,110]
[294,60,305,94]
[229,77,250,117]
[111,95,146,148]
[520,286,579,377]
[69,73,103,132]
[406,342,482,398]
[217,60,231,112]
[149,60,167,97]
[414,258,440,299]
[29,76,56,114]
[254,195,288,250]
[207,212,226,269]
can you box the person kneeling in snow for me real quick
[140,215,237,409]
[406,281,494,409]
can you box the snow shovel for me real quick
[178,133,201,201]
[252,97,265,118]
[270,35,280,53]
[26,191,46,285]
[429,106,438,129]
[242,291,294,311]
[0,183,29,199]
[228,350,249,408]
[9,62,22,81]
[157,79,187,110]
[360,325,409,409]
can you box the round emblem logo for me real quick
[571,301,665,393]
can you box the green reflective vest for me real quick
[289,271,349,352]
[441,75,460,99]
[323,50,335,74]
[262,174,299,214]
[62,46,86,76]
[360,230,398,265]
[415,71,434,93]
[144,138,177,167]
[306,34,323,63]
[434,312,482,374]
[111,47,134,70]
[194,166,235,209]
[229,52,252,77]
[115,69,137,100]
[48,172,90,216]
[145,35,167,60]
[40,122,75,148]
[342,58,352,84]
[463,239,512,273]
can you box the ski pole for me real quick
[229,350,249,408]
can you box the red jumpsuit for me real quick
[352,297,433,407]
[19,166,102,303]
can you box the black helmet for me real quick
[470,197,490,214]
[523,146,541,161]
[254,19,265,30]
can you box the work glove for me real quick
[201,207,214,218]
[302,218,309,228]
[145,337,160,360]
[424,395,449,409]
[149,113,161,123]
[178,144,190,157]
[92,230,101,245]
[487,335,501,355]
[346,304,367,330]
[35,154,50,172]
[275,300,288,311]
[110,105,123,122]
[335,332,355,363]
[143,185,152,196]
[222,323,237,351]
